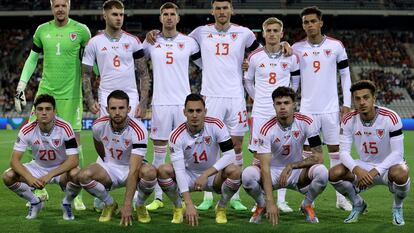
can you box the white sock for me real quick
[242,166,265,207]
[203,191,213,201]
[159,178,182,207]
[392,178,411,208]
[218,178,241,207]
[330,180,363,206]
[81,180,113,205]
[152,145,167,200]
[8,182,39,204]
[329,152,347,202]
[277,189,286,203]
[63,182,81,205]
[303,164,328,205]
[137,178,157,206]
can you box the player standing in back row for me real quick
[292,6,352,211]
[14,0,90,210]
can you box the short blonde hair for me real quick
[262,17,283,31]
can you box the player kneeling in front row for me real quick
[76,90,157,224]
[3,94,81,220]
[242,87,328,225]
[329,80,410,226]
[157,94,241,225]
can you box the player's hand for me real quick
[15,81,27,113]
[27,176,44,189]
[145,30,160,45]
[135,102,147,118]
[278,165,292,188]
[281,41,293,56]
[353,166,373,189]
[242,59,249,72]
[119,205,133,226]
[185,204,199,226]
[88,100,100,114]
[38,174,52,185]
[341,106,351,118]
[194,174,208,191]
[266,202,279,226]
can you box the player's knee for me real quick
[68,168,80,181]
[310,164,328,184]
[388,165,409,184]
[157,164,173,179]
[224,164,241,180]
[140,165,157,180]
[328,164,346,182]
[2,168,16,185]
[242,166,260,189]
[77,168,92,183]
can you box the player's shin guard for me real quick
[391,178,411,208]
[330,180,363,206]
[303,164,328,205]
[218,178,241,207]
[153,145,167,200]
[137,179,157,206]
[63,182,81,205]
[242,166,265,207]
[230,153,244,201]
[328,152,347,202]
[81,180,114,205]
[159,178,182,207]
[8,182,39,204]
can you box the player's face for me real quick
[107,98,130,125]
[184,100,206,130]
[302,14,323,37]
[211,1,233,26]
[51,0,70,23]
[160,8,180,30]
[35,102,56,124]
[104,7,124,30]
[263,23,283,46]
[274,96,295,120]
[353,89,376,115]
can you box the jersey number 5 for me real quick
[166,52,173,64]
[362,142,378,155]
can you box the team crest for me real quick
[324,49,332,57]
[169,147,175,153]
[53,139,60,147]
[258,138,264,146]
[124,139,130,147]
[231,32,237,41]
[253,139,258,145]
[281,63,289,70]
[178,43,185,50]
[376,129,385,139]
[69,32,77,41]
[292,131,300,139]
[204,136,212,145]
[152,128,157,133]
[123,43,130,50]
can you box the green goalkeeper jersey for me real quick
[33,18,91,99]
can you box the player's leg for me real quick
[242,165,266,223]
[387,164,410,226]
[78,162,116,222]
[2,164,45,219]
[135,164,157,223]
[56,98,86,210]
[323,112,352,211]
[212,164,242,224]
[158,163,188,224]
[329,163,367,223]
[297,165,329,223]
[58,167,81,220]
[146,105,171,211]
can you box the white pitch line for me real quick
[0,140,15,145]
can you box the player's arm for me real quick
[93,138,106,161]
[374,128,404,176]
[337,48,352,116]
[134,52,151,118]
[259,152,279,225]
[82,64,99,114]
[290,53,301,92]
[15,49,40,112]
[243,58,256,99]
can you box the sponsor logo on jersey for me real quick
[102,136,109,142]
[124,139,130,147]
[112,45,119,50]
[292,130,300,139]
[274,138,280,143]
[178,43,185,50]
[123,43,130,50]
[204,136,212,145]
[53,139,60,147]
[324,49,332,57]
[46,34,51,39]
[185,146,192,150]
[34,139,41,145]
[364,131,372,136]
[312,51,319,56]
[155,44,161,48]
[355,131,362,136]
[376,129,385,139]
[281,63,289,70]
[69,32,77,41]
[101,47,107,52]
[231,32,237,41]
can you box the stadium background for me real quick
[0,0,413,232]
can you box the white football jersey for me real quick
[92,116,148,166]
[169,117,231,173]
[292,36,348,113]
[143,33,199,105]
[340,106,404,166]
[82,31,143,103]
[14,117,78,168]
[246,48,300,118]
[189,24,256,98]
[257,113,319,167]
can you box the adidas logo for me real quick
[101,47,107,51]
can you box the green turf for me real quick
[0,130,412,233]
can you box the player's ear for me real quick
[177,14,180,24]
[159,14,162,24]
[320,20,323,28]
[127,105,131,113]
[281,30,284,39]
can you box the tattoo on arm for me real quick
[135,57,151,106]
[290,149,321,169]
[82,64,94,105]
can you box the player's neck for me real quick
[38,120,55,135]
[187,124,203,136]
[111,120,128,133]
[214,22,231,32]
[265,43,281,54]
[277,116,294,128]
[307,34,324,45]
[54,18,69,27]
[162,28,178,38]
[360,108,377,122]
[105,28,122,39]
